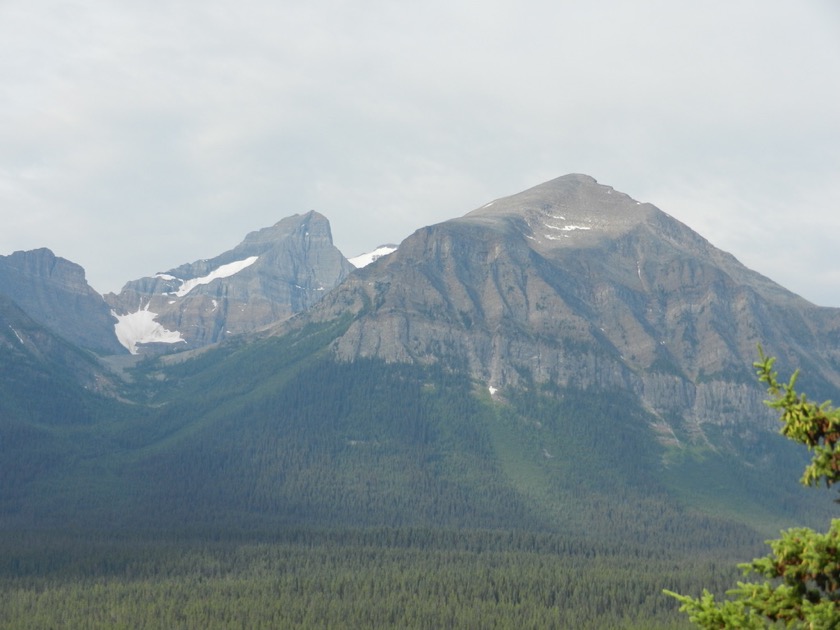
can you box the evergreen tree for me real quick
[666,348,840,628]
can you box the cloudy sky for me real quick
[2,1,839,305]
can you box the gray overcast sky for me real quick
[2,1,839,305]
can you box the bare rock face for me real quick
[298,174,840,444]
[0,248,124,355]
[106,211,352,354]
[0,294,119,397]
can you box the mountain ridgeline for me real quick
[1,174,838,542]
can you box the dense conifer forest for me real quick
[0,528,755,629]
[0,322,830,627]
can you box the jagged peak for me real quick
[106,209,351,354]
[5,246,59,259]
[241,210,333,247]
[1,247,98,293]
[3,247,81,273]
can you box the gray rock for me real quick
[0,248,124,354]
[0,294,120,395]
[106,211,352,354]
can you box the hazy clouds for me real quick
[2,1,839,304]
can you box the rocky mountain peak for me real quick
[106,211,352,354]
[457,174,658,256]
[3,247,88,286]
[0,248,124,354]
[239,210,333,249]
[288,174,840,448]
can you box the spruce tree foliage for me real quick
[666,349,840,628]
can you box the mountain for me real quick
[0,248,124,354]
[5,175,840,628]
[1,174,837,542]
[105,210,352,354]
[290,174,840,449]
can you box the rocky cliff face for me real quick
[106,211,352,354]
[0,248,124,354]
[0,294,119,396]
[293,174,840,445]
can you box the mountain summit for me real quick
[106,211,352,353]
[286,174,840,445]
[0,248,124,354]
[459,173,653,250]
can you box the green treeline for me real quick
[0,529,738,629]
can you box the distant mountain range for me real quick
[0,174,836,539]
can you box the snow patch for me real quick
[155,273,177,281]
[112,303,186,355]
[175,256,259,297]
[488,385,498,396]
[9,326,24,344]
[211,299,218,312]
[349,245,397,269]
[561,225,591,231]
[544,222,591,236]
